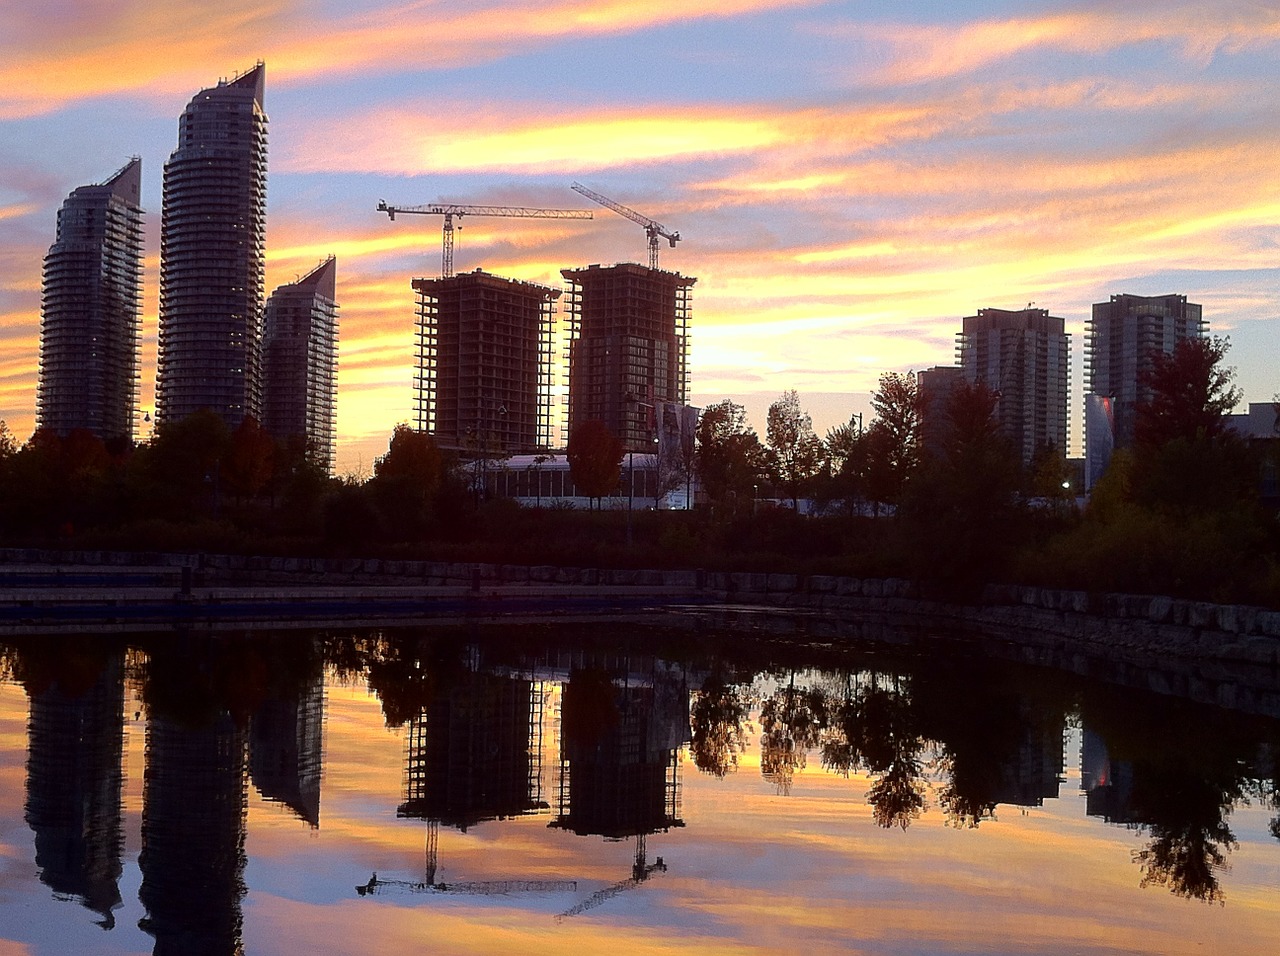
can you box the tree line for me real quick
[0,336,1276,604]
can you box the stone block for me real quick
[1187,602,1217,629]
[1256,611,1280,637]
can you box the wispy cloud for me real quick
[0,0,819,118]
[834,1,1280,86]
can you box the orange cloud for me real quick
[0,0,820,119]
[284,105,783,177]
[839,2,1280,86]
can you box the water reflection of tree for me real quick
[1082,688,1259,903]
[916,661,1066,830]
[1128,761,1241,904]
[759,673,827,795]
[821,674,927,830]
[689,672,754,778]
[360,632,470,728]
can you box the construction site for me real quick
[561,262,694,452]
[380,186,695,456]
[411,271,559,452]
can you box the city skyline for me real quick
[2,2,1278,472]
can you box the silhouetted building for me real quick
[1227,402,1280,439]
[156,63,268,429]
[411,270,558,453]
[261,257,338,473]
[250,662,325,828]
[37,158,143,444]
[139,713,249,955]
[956,307,1069,464]
[24,651,126,928]
[562,263,694,452]
[917,365,964,459]
[1085,293,1204,461]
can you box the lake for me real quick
[1,614,1278,954]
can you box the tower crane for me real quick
[570,183,681,270]
[377,200,593,278]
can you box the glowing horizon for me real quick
[2,0,1277,472]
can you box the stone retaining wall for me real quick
[3,548,1277,663]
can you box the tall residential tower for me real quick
[261,257,339,473]
[37,158,144,445]
[156,63,268,429]
[956,306,1069,463]
[1085,293,1205,453]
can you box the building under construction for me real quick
[412,270,559,453]
[562,263,693,452]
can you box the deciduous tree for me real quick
[1135,336,1241,448]
[566,419,623,509]
[695,400,764,510]
[864,372,924,507]
[223,415,274,500]
[766,390,821,511]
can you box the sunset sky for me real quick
[2,0,1278,474]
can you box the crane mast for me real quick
[570,183,681,269]
[377,200,592,277]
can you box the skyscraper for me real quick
[156,63,267,429]
[1085,293,1204,453]
[956,306,1069,463]
[261,257,338,473]
[562,263,694,452]
[411,269,559,453]
[37,158,143,445]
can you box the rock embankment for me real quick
[1,549,1277,667]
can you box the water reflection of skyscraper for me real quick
[990,708,1066,808]
[1081,726,1137,823]
[138,712,249,956]
[250,661,325,828]
[23,649,126,929]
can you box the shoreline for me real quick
[1,548,1277,664]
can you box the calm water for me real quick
[2,617,1279,955]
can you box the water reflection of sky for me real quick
[2,641,1280,955]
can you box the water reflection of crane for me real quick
[358,872,576,897]
[555,832,667,921]
[358,819,576,898]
